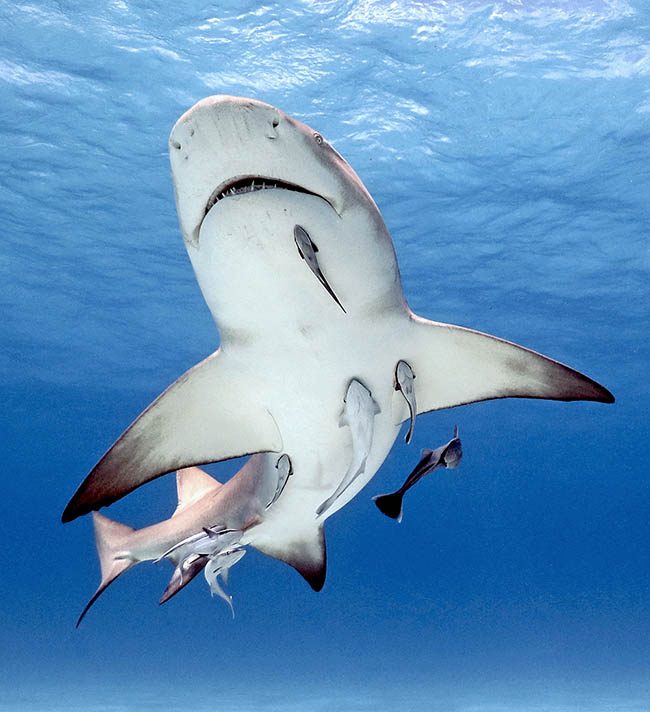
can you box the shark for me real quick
[62,95,613,605]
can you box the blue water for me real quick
[1,1,649,710]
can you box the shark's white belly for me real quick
[242,397,403,550]
[215,309,412,551]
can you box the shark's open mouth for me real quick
[204,177,325,216]
[196,176,338,241]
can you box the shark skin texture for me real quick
[62,96,613,606]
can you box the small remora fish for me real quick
[158,526,242,562]
[395,360,416,444]
[373,425,462,523]
[265,454,293,510]
[204,548,247,618]
[294,224,346,313]
[316,379,381,517]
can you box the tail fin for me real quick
[372,491,405,522]
[76,512,137,627]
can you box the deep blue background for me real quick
[1,1,648,710]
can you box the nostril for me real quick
[266,116,280,140]
[171,140,182,150]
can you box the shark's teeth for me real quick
[204,178,319,216]
[207,182,275,213]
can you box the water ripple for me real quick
[1,0,648,392]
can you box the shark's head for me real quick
[169,95,378,246]
[168,96,405,337]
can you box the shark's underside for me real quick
[63,96,613,617]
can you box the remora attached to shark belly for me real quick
[63,95,613,616]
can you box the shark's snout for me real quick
[169,96,353,246]
[169,95,283,156]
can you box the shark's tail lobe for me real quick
[372,491,405,522]
[159,555,208,605]
[76,512,138,627]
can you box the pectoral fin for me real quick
[62,349,283,522]
[404,315,614,414]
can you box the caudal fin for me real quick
[76,512,137,627]
[372,491,405,522]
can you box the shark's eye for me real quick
[313,133,323,145]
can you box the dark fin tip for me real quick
[62,481,118,524]
[294,551,327,592]
[564,375,614,405]
[295,531,327,592]
[75,560,134,628]
[601,388,615,404]
[372,493,404,521]
[61,456,177,523]
[304,563,326,592]
[76,591,102,628]
[62,499,85,523]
